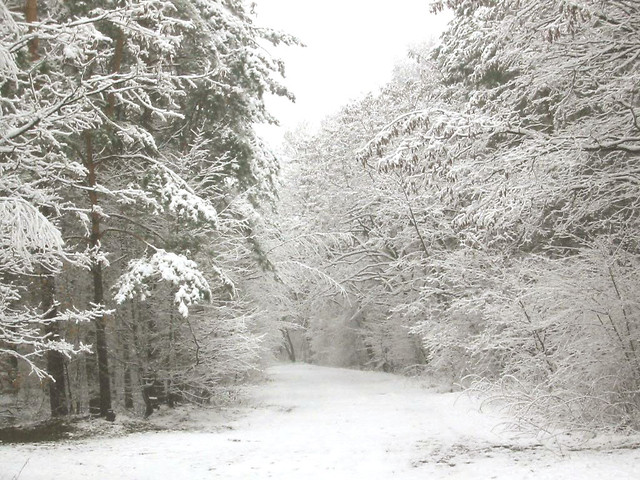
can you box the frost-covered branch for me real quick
[114,249,227,317]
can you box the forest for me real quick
[1,0,640,438]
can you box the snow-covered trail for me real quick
[1,364,639,479]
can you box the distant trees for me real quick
[1,0,295,420]
[265,57,439,371]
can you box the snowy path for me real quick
[1,364,639,479]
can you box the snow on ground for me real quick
[1,364,639,479]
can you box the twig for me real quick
[12,458,29,480]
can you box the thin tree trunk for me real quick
[24,0,38,59]
[88,23,125,415]
[106,30,125,118]
[42,272,68,416]
[92,255,112,418]
[64,362,74,414]
[130,301,149,414]
[122,333,134,409]
[352,311,376,366]
[281,328,296,362]
[85,130,112,417]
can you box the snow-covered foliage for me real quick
[0,197,96,379]
[370,0,640,430]
[114,250,214,317]
[164,301,265,402]
[0,299,95,380]
[148,163,220,226]
[0,198,64,273]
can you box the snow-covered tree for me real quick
[1,0,298,420]
[355,0,640,429]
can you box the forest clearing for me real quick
[2,364,640,479]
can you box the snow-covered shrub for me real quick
[489,248,640,431]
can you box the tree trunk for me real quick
[41,271,68,416]
[93,259,112,417]
[352,311,376,367]
[106,30,125,118]
[281,328,296,362]
[122,334,134,410]
[85,130,112,418]
[24,0,39,60]
[80,23,126,419]
[26,0,68,418]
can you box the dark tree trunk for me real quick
[85,130,112,418]
[93,261,112,417]
[106,30,125,118]
[122,335,134,409]
[141,372,156,418]
[353,312,378,368]
[42,272,68,417]
[24,0,39,59]
[281,328,296,362]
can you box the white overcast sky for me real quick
[252,0,452,145]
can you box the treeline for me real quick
[0,0,294,420]
[268,0,640,431]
